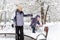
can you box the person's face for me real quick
[37,17,40,21]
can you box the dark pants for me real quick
[15,26,24,40]
[31,26,35,33]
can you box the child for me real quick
[30,15,42,33]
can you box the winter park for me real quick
[0,0,60,40]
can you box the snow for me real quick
[0,22,60,40]
[45,22,60,40]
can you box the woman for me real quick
[14,5,33,40]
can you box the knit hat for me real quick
[35,15,40,18]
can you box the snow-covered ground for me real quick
[0,22,60,40]
[46,22,60,40]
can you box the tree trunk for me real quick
[41,7,44,25]
[44,5,49,24]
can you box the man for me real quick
[14,5,33,40]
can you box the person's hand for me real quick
[36,24,39,27]
[39,25,42,27]
[30,14,33,19]
[31,14,33,17]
